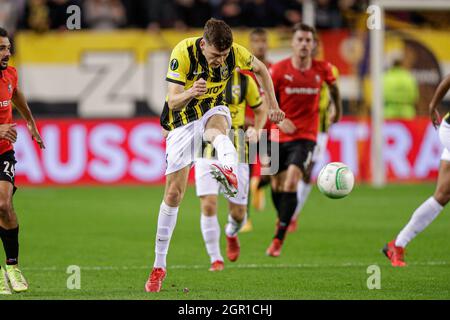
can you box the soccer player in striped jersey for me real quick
[196,69,267,271]
[145,19,284,292]
[288,63,339,232]
[383,74,450,267]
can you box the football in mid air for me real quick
[317,162,354,199]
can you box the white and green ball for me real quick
[317,162,354,199]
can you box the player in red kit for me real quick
[0,27,45,294]
[266,23,342,257]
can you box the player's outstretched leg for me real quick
[204,113,239,197]
[145,166,190,292]
[199,196,224,272]
[383,159,450,267]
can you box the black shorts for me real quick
[0,150,17,193]
[272,139,316,173]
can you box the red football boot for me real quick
[145,267,166,292]
[226,235,240,262]
[287,218,298,233]
[210,164,238,197]
[209,260,225,272]
[266,238,283,257]
[382,240,406,267]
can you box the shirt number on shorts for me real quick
[3,161,15,179]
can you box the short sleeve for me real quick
[233,43,254,71]
[166,41,190,86]
[8,67,18,91]
[245,75,262,108]
[323,62,336,85]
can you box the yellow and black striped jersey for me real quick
[319,64,339,133]
[160,37,254,131]
[200,70,263,163]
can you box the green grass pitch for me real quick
[2,183,450,300]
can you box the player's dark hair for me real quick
[0,27,8,38]
[250,28,267,37]
[292,23,317,41]
[203,18,233,51]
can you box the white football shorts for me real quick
[165,105,232,175]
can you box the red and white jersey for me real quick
[270,58,335,143]
[0,66,17,154]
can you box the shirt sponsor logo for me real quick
[232,85,241,99]
[285,87,319,95]
[206,85,222,95]
[0,100,11,107]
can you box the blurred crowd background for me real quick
[2,1,450,185]
[1,0,450,35]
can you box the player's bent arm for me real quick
[252,99,268,135]
[12,88,36,124]
[251,57,284,123]
[429,74,450,127]
[167,82,195,111]
[328,82,343,123]
[12,87,45,149]
[430,74,450,110]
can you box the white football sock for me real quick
[395,197,443,248]
[201,214,223,263]
[212,134,238,169]
[153,201,179,269]
[225,213,246,237]
[293,181,312,220]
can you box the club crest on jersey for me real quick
[220,65,229,79]
[7,83,12,93]
[315,75,321,83]
[232,85,241,100]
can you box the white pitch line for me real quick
[21,260,450,272]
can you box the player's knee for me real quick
[203,128,222,143]
[0,199,13,220]
[283,178,298,192]
[271,177,282,192]
[165,189,183,207]
[434,187,450,206]
[230,205,246,220]
[201,200,217,216]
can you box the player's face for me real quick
[291,30,315,59]
[0,37,11,71]
[201,40,230,68]
[250,34,268,60]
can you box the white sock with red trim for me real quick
[395,197,443,248]
[153,201,178,269]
